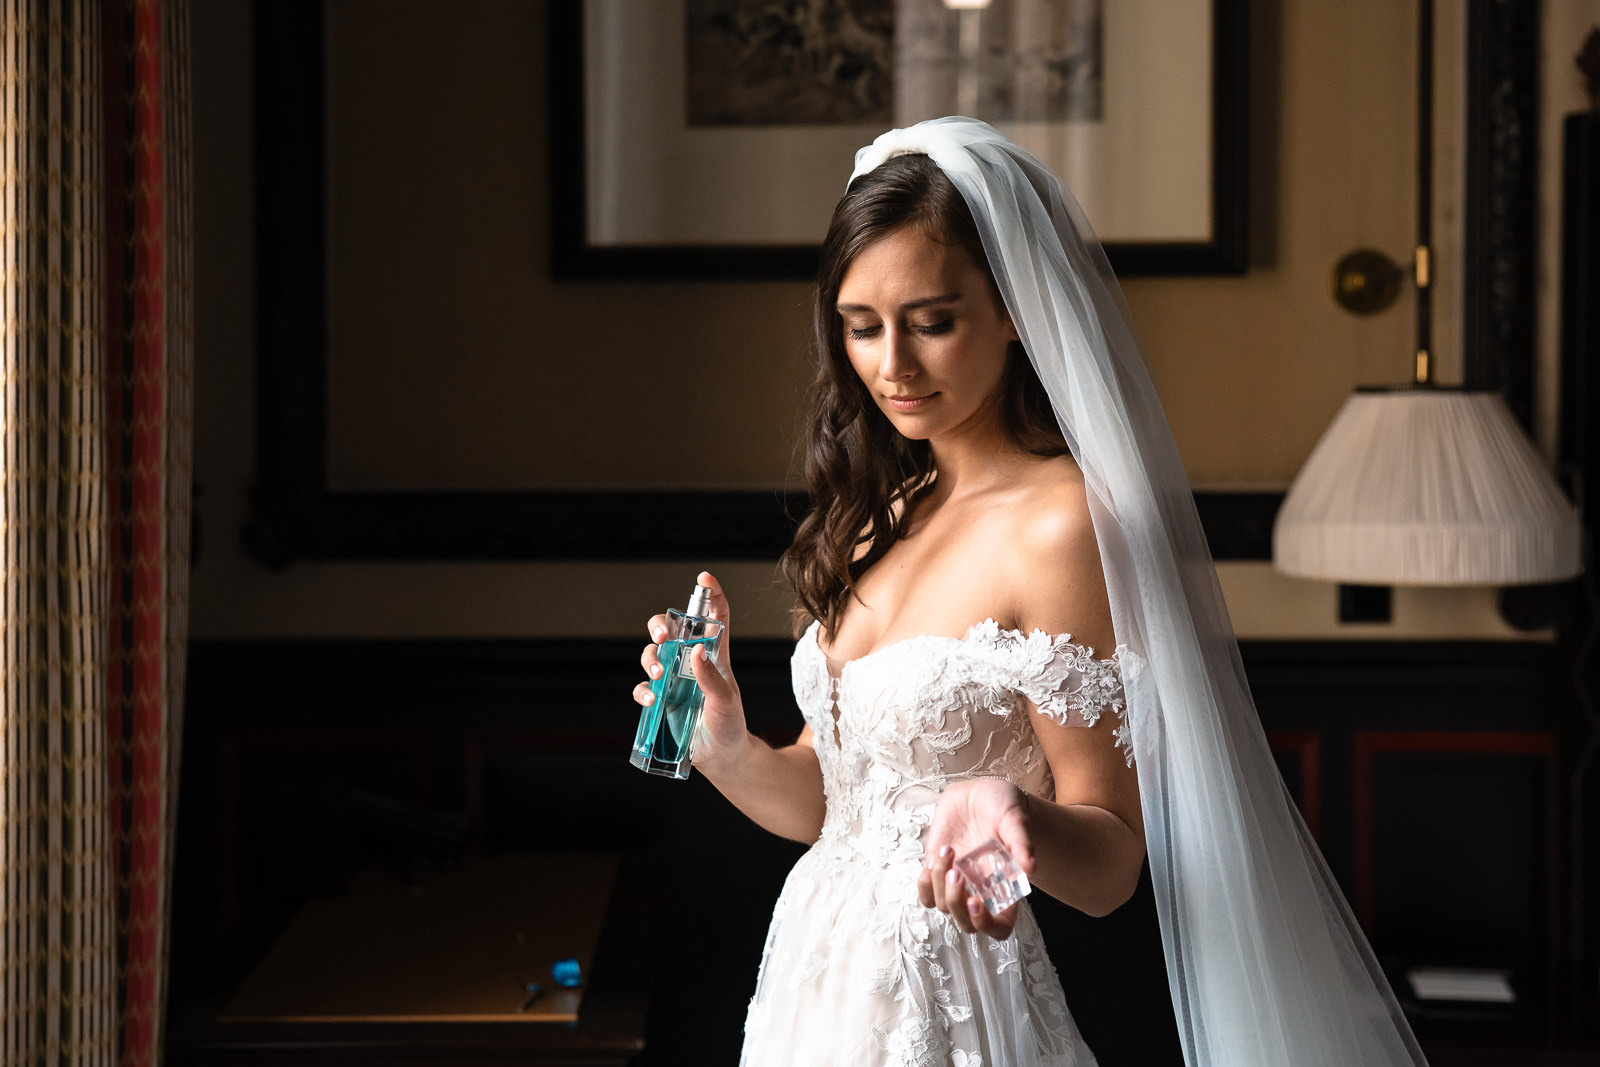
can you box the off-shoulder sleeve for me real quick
[978,622,1140,767]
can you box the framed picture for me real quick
[549,0,1250,280]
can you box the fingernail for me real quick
[642,692,654,706]
[648,664,661,678]
[652,629,664,642]
[946,869,960,885]
[938,845,952,859]
[967,898,982,915]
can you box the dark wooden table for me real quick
[171,852,650,1066]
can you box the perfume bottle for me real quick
[954,838,1033,916]
[630,584,726,779]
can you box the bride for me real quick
[633,118,1428,1066]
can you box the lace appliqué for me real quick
[965,618,1140,768]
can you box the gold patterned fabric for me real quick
[1,2,192,1064]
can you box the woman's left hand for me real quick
[916,777,1033,940]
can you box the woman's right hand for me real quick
[635,570,751,774]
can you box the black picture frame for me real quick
[1462,0,1538,425]
[547,0,1251,281]
[246,0,1537,566]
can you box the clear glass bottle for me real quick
[954,838,1033,915]
[630,584,725,779]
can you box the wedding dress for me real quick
[740,618,1137,1066]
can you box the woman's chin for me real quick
[882,416,937,441]
[879,403,943,437]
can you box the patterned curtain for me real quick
[1,2,192,1064]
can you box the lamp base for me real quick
[1497,583,1565,632]
[1339,584,1392,623]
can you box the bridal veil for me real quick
[851,116,1429,1066]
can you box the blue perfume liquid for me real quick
[631,631,721,779]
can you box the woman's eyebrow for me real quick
[836,292,963,313]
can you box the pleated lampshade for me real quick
[1272,387,1583,586]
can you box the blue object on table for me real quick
[552,957,582,988]
[517,982,543,1013]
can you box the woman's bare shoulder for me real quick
[1006,455,1095,551]
[997,455,1112,640]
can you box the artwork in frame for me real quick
[549,0,1249,281]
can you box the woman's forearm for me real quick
[1026,794,1145,917]
[695,732,827,845]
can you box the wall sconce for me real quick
[1330,248,1406,316]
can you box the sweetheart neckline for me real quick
[802,617,1085,683]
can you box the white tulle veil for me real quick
[850,117,1429,1066]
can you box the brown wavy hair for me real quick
[781,153,1070,639]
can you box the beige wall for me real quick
[191,0,1555,641]
[322,0,815,492]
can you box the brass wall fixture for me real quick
[1330,248,1405,314]
[1332,0,1436,371]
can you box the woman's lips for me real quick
[886,392,937,412]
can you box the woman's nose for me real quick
[879,328,917,381]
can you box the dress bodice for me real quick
[741,620,1134,1065]
[790,618,1136,871]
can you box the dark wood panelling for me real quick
[1557,107,1600,1027]
[172,634,1576,1065]
[214,727,435,932]
[1240,640,1566,904]
[1267,729,1322,841]
[1559,113,1600,503]
[1354,731,1561,1019]
[1353,732,1559,938]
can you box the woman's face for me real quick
[835,225,1018,444]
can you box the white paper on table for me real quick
[1405,967,1516,1003]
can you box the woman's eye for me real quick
[914,319,953,335]
[847,324,881,341]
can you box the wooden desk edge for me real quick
[172,853,657,1065]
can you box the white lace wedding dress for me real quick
[740,618,1138,1067]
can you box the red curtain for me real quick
[104,2,192,1063]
